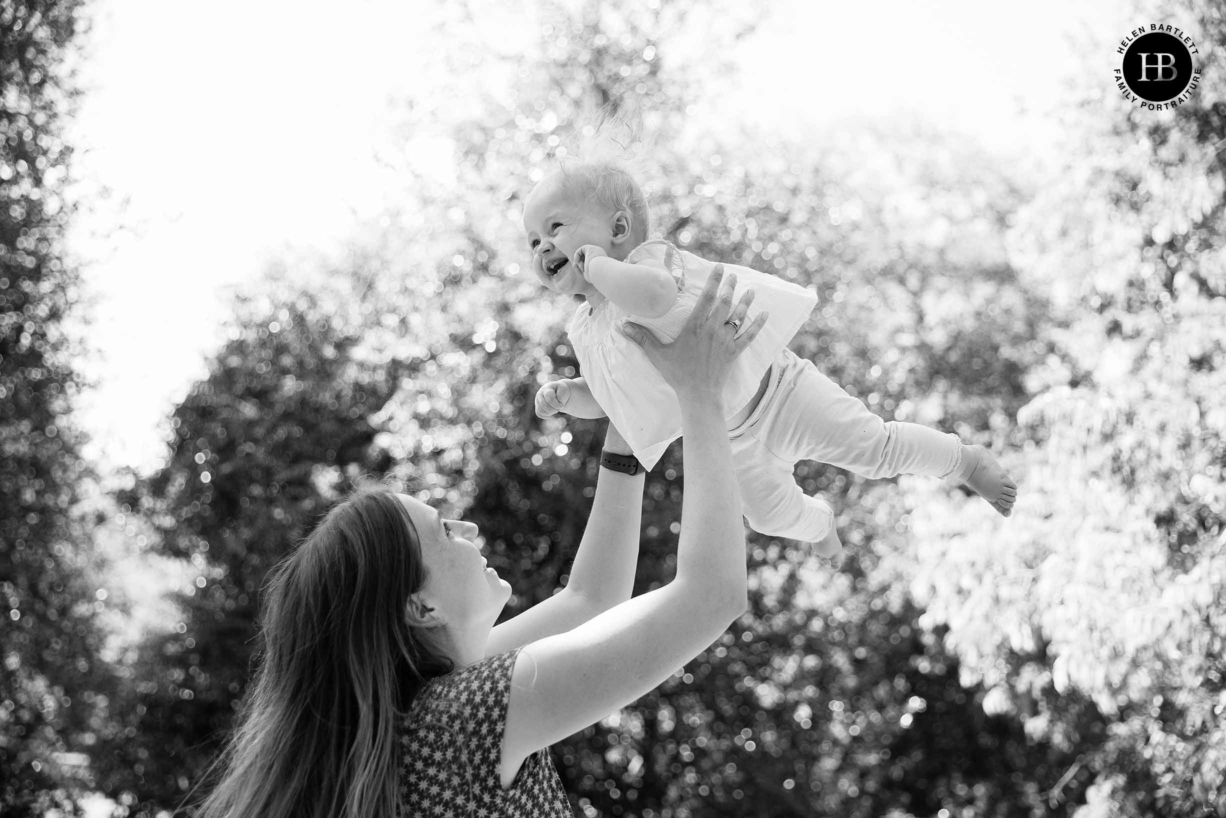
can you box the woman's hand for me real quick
[619,265,767,402]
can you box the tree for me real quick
[0,1,112,813]
[897,0,1226,814]
[90,286,400,813]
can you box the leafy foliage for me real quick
[898,0,1226,814]
[0,1,110,813]
[89,290,401,811]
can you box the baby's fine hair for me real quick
[557,159,650,246]
[551,108,652,246]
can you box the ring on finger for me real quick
[724,319,741,331]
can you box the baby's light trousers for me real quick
[729,349,963,541]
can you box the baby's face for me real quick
[522,173,611,299]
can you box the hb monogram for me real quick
[1137,53,1178,81]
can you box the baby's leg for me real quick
[732,436,842,557]
[950,444,1017,517]
[762,351,1017,516]
[888,424,1017,517]
[760,353,959,477]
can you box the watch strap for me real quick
[600,450,643,475]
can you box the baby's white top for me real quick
[567,240,818,470]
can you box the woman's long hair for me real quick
[194,486,452,818]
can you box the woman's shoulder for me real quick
[428,650,518,693]
[400,651,572,816]
[409,650,520,721]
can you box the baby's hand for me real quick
[573,245,607,280]
[535,379,574,418]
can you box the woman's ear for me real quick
[610,210,633,246]
[406,593,445,628]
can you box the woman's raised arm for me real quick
[485,421,645,657]
[499,267,768,787]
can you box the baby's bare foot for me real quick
[811,524,843,559]
[961,444,1017,517]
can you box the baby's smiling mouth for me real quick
[546,257,568,277]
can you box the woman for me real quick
[195,267,766,817]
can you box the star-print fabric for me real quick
[399,648,574,817]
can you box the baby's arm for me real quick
[535,377,608,419]
[576,246,678,319]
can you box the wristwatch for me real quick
[600,450,643,475]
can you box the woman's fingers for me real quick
[723,287,755,335]
[712,270,738,328]
[735,310,769,348]
[691,263,728,326]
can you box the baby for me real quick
[523,160,1016,555]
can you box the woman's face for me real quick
[398,494,511,634]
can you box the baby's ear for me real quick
[610,210,633,245]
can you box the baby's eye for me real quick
[529,238,539,249]
[443,521,455,538]
[550,222,563,232]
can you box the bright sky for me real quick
[70,0,1124,474]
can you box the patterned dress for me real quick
[399,649,573,817]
